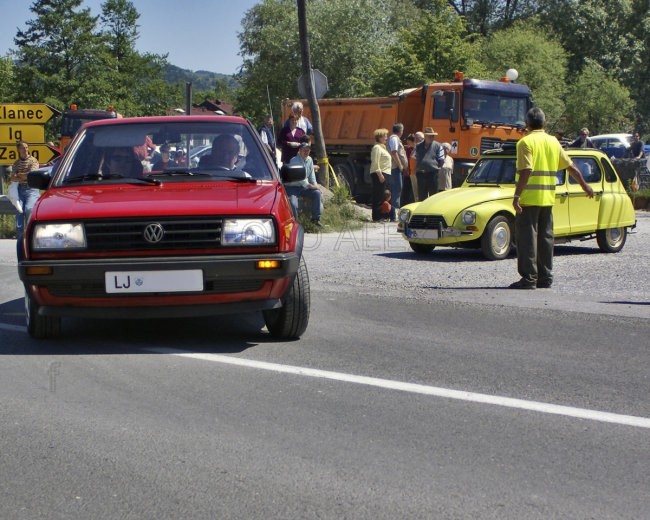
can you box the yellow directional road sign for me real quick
[0,143,60,165]
[0,103,60,124]
[0,125,45,143]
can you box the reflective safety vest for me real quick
[516,130,563,206]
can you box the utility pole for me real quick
[296,0,329,187]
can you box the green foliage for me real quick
[467,20,568,127]
[377,0,473,94]
[234,0,415,121]
[563,62,634,134]
[0,55,14,100]
[10,0,174,120]
[299,185,366,233]
[4,0,650,144]
[1,178,16,239]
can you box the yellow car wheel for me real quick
[596,227,627,253]
[481,215,514,260]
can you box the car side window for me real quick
[556,169,566,186]
[570,158,601,184]
[601,158,618,183]
[500,160,516,183]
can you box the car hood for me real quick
[411,185,515,216]
[32,181,281,221]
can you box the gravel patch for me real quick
[303,211,650,319]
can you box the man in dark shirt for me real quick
[568,128,595,149]
[627,131,645,159]
[414,127,444,201]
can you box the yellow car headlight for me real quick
[398,209,411,223]
[462,211,477,225]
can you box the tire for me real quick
[481,215,513,260]
[596,227,627,253]
[333,161,355,196]
[25,289,60,339]
[409,242,435,254]
[263,256,310,339]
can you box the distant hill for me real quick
[163,64,238,91]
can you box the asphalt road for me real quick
[1,215,648,519]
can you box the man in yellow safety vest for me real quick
[510,107,594,289]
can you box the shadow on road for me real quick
[0,297,284,356]
[377,243,601,262]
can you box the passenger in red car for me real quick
[103,147,143,177]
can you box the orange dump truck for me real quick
[284,73,534,200]
[58,105,121,151]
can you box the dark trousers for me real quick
[402,175,415,206]
[390,167,402,212]
[371,172,391,221]
[515,205,554,284]
[416,171,437,201]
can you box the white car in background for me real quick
[590,133,650,159]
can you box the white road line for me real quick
[0,322,27,333]
[148,348,650,430]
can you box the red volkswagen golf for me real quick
[18,116,310,339]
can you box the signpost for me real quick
[0,103,59,124]
[0,143,59,164]
[0,103,61,166]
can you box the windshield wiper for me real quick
[217,173,257,183]
[63,173,161,186]
[148,169,211,177]
[63,173,123,184]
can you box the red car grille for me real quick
[84,217,223,251]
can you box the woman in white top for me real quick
[370,128,392,221]
[439,142,454,191]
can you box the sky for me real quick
[0,0,259,75]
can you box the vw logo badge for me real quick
[143,223,165,243]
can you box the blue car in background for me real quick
[590,133,650,158]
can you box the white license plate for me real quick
[407,228,439,240]
[105,270,203,294]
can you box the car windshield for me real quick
[466,157,517,184]
[463,90,528,127]
[55,120,275,186]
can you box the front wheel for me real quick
[25,289,60,339]
[263,256,310,339]
[481,215,513,260]
[596,227,627,253]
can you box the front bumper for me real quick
[19,252,300,317]
[398,222,473,243]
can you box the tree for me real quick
[235,0,411,122]
[99,0,172,116]
[378,0,474,94]
[0,55,14,101]
[537,0,638,77]
[13,0,104,108]
[445,0,539,36]
[563,62,634,135]
[626,0,650,133]
[466,20,568,127]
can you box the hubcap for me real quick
[608,228,622,246]
[493,224,510,254]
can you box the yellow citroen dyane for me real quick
[397,147,636,260]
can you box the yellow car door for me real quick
[553,168,571,236]
[567,157,601,234]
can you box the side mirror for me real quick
[27,166,54,190]
[280,163,306,183]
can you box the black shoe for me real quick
[509,280,536,290]
[311,220,323,227]
[536,279,553,288]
